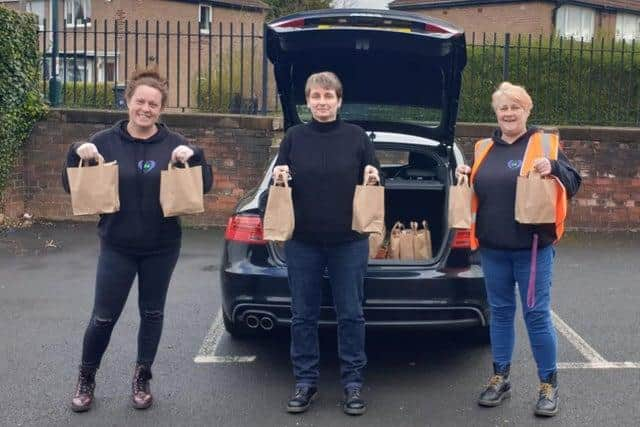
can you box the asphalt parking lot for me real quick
[1,222,639,427]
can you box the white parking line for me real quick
[552,310,640,369]
[193,308,639,368]
[193,309,256,364]
[557,362,640,369]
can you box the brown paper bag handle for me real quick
[168,161,192,170]
[79,154,104,167]
[527,170,543,179]
[391,221,404,234]
[456,174,469,186]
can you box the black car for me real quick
[220,9,488,340]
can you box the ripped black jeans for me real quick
[80,239,180,370]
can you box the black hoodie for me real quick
[473,128,582,250]
[62,120,213,249]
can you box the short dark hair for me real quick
[305,71,343,99]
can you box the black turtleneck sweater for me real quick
[62,120,213,249]
[274,118,380,244]
[473,128,581,249]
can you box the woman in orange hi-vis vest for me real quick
[456,82,581,417]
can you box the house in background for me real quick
[388,0,640,40]
[0,0,270,108]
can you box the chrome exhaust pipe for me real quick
[259,316,274,331]
[246,314,259,329]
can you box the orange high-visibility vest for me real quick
[468,132,568,250]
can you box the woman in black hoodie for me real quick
[62,69,213,412]
[456,82,581,417]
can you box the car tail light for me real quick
[424,23,454,34]
[224,215,267,244]
[271,18,305,29]
[451,229,471,249]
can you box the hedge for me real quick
[459,37,640,126]
[0,8,46,196]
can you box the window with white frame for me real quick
[25,0,45,29]
[616,13,640,40]
[199,4,212,33]
[555,4,595,40]
[65,0,92,26]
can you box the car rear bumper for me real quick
[221,262,488,330]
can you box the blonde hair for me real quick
[125,67,169,107]
[305,71,343,99]
[491,81,533,112]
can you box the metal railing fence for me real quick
[36,22,640,126]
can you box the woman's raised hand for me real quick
[364,165,380,185]
[455,164,471,178]
[171,145,195,164]
[76,142,102,162]
[272,165,290,184]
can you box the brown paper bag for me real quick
[412,221,432,259]
[352,183,385,234]
[160,162,204,217]
[388,221,404,259]
[66,157,120,216]
[399,227,415,260]
[448,174,472,229]
[368,224,386,259]
[263,174,295,241]
[515,171,557,224]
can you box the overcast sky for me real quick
[337,0,390,9]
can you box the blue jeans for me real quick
[479,245,557,381]
[284,238,369,389]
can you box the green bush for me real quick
[43,81,116,108]
[194,55,259,114]
[460,37,640,126]
[0,8,46,196]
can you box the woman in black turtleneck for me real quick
[273,72,380,416]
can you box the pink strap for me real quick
[527,233,539,309]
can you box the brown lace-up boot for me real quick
[131,364,153,409]
[71,367,97,412]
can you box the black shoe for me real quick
[535,371,559,417]
[286,385,318,414]
[71,367,97,413]
[478,363,511,407]
[343,386,366,416]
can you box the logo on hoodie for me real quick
[138,160,156,173]
[507,159,522,170]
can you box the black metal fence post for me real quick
[261,24,268,115]
[503,32,510,81]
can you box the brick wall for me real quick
[0,109,275,227]
[2,112,638,231]
[414,2,555,38]
[455,124,640,231]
